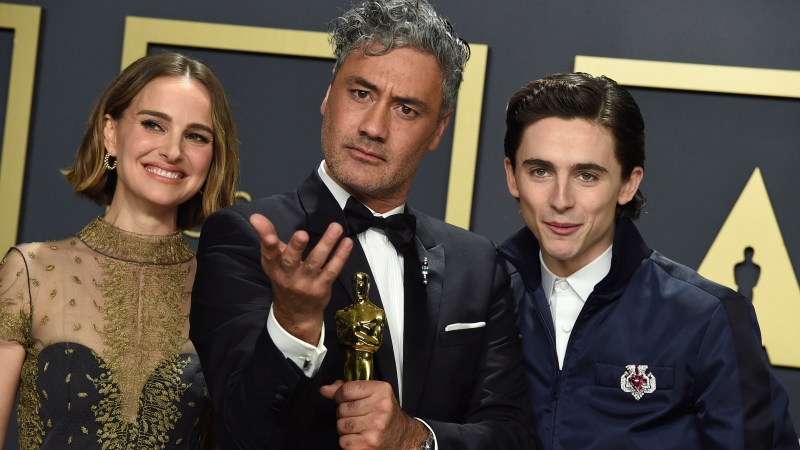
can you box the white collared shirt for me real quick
[540,245,612,369]
[268,161,406,402]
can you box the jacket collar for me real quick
[297,169,346,238]
[498,217,652,301]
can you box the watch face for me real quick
[420,432,434,450]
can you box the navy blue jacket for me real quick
[498,218,798,450]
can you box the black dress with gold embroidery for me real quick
[0,218,211,449]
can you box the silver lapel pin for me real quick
[422,257,429,285]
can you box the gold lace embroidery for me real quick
[90,354,191,449]
[1,255,39,448]
[78,217,195,446]
[18,346,44,450]
[77,217,193,264]
[91,257,191,422]
[0,295,29,344]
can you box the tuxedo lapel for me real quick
[401,211,443,415]
[297,170,343,242]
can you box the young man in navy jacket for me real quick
[498,72,798,449]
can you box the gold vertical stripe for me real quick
[0,3,41,251]
[445,44,488,229]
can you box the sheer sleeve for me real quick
[0,248,32,344]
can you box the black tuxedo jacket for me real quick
[190,171,538,449]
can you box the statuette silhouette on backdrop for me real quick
[734,246,760,302]
[336,272,386,381]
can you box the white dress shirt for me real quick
[540,245,613,369]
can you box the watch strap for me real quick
[419,427,434,450]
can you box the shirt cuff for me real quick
[415,418,438,450]
[266,305,327,377]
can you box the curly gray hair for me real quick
[329,0,470,118]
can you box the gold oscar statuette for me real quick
[335,272,386,381]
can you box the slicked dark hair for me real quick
[504,72,646,220]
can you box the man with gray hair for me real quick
[190,1,538,449]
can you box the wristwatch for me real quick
[419,428,434,450]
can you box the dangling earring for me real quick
[104,151,117,170]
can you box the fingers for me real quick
[320,380,344,400]
[332,381,395,416]
[281,230,310,270]
[322,233,353,283]
[250,214,289,274]
[300,223,346,274]
[249,215,354,344]
[249,216,351,281]
[332,380,373,404]
[250,214,283,254]
[248,213,272,236]
[330,381,406,450]
[321,380,378,409]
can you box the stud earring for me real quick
[104,151,117,170]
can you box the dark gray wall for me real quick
[2,0,799,447]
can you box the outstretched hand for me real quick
[249,214,353,345]
[320,380,429,450]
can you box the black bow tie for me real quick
[343,197,416,254]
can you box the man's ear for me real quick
[618,166,644,205]
[426,110,453,152]
[504,157,519,199]
[320,85,332,116]
[102,114,117,157]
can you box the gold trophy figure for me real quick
[336,272,386,381]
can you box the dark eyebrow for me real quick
[136,109,213,135]
[520,159,609,174]
[350,76,430,113]
[573,163,608,173]
[520,158,555,170]
[137,109,171,121]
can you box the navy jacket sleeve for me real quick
[695,295,799,449]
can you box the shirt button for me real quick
[558,280,569,290]
[562,324,572,333]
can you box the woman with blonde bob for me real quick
[0,52,239,449]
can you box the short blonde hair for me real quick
[62,52,240,230]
